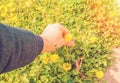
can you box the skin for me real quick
[40,23,75,52]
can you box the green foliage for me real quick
[0,0,120,83]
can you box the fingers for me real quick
[46,23,75,47]
[66,40,75,47]
[54,23,70,37]
[53,23,75,47]
[62,37,75,47]
[56,38,66,48]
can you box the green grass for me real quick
[0,0,120,83]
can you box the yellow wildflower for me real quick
[8,2,13,7]
[42,56,49,64]
[109,11,116,18]
[65,33,73,42]
[89,36,97,43]
[96,1,102,5]
[96,70,104,79]
[50,54,59,63]
[62,63,72,71]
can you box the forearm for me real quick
[0,23,43,74]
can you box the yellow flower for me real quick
[96,1,102,5]
[96,70,104,79]
[65,34,73,42]
[42,56,49,64]
[50,54,59,63]
[89,36,97,43]
[109,11,116,18]
[62,63,72,71]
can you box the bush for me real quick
[0,0,120,83]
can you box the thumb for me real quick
[66,40,75,47]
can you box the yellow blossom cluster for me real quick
[42,54,59,64]
[62,63,72,71]
[89,36,97,43]
[96,70,104,79]
[49,54,59,63]
[42,56,49,64]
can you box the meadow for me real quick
[0,0,120,83]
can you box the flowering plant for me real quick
[0,0,120,83]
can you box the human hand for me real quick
[40,23,74,52]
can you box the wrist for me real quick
[35,35,44,54]
[40,35,56,52]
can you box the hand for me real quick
[40,23,74,52]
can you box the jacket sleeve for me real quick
[0,23,44,74]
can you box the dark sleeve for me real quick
[0,23,44,74]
